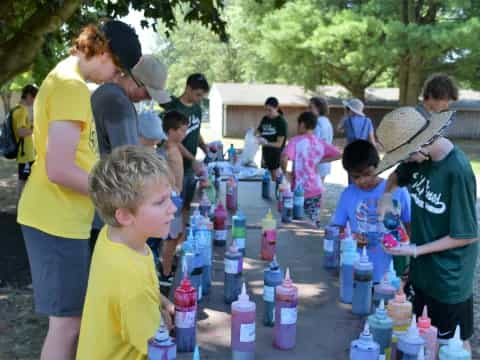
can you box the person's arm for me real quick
[337,116,346,132]
[198,134,208,154]
[46,121,90,195]
[318,141,341,164]
[160,293,175,331]
[368,130,377,147]
[280,152,289,174]
[386,235,478,258]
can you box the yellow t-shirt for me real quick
[17,56,99,239]
[12,104,35,163]
[76,227,161,360]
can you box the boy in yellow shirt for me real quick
[12,84,38,198]
[77,146,176,360]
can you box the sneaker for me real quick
[158,269,174,296]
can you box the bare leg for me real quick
[41,316,81,360]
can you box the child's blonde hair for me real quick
[89,145,172,226]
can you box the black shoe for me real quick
[158,269,174,296]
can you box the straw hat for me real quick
[342,98,365,116]
[375,107,454,174]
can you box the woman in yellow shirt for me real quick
[17,21,142,360]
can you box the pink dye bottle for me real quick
[417,306,438,360]
[231,283,256,360]
[273,268,298,350]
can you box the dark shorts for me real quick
[182,172,197,208]
[22,225,90,317]
[262,148,282,170]
[18,161,34,181]
[413,286,473,341]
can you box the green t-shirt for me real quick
[396,146,478,303]
[257,115,288,167]
[162,97,202,173]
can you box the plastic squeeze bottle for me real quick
[226,175,238,212]
[263,256,283,327]
[273,268,298,350]
[352,247,373,316]
[349,323,380,360]
[175,259,197,353]
[340,229,359,304]
[368,299,393,356]
[281,186,293,223]
[438,325,471,360]
[224,240,243,304]
[397,316,425,359]
[261,209,277,261]
[213,201,228,246]
[417,306,438,360]
[232,209,247,255]
[292,183,305,220]
[373,273,396,308]
[231,283,256,360]
[147,325,177,359]
[262,170,271,199]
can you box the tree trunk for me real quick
[0,0,82,86]
[399,53,423,106]
[1,92,12,119]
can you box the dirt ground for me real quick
[0,138,479,359]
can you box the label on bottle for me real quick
[240,322,256,342]
[175,310,196,328]
[263,285,275,302]
[235,238,246,249]
[284,198,293,209]
[215,230,227,241]
[280,307,297,325]
[225,259,240,274]
[294,196,304,207]
[324,239,334,252]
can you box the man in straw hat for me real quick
[376,98,478,349]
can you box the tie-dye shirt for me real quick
[283,133,340,198]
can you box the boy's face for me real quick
[349,166,378,190]
[169,124,188,143]
[129,179,176,239]
[265,105,277,118]
[185,87,207,104]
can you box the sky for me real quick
[120,9,158,53]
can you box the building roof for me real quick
[211,82,480,111]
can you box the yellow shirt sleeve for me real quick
[49,79,91,124]
[12,106,29,140]
[120,292,162,355]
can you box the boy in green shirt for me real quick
[377,74,478,350]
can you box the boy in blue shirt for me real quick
[332,140,411,282]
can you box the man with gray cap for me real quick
[90,54,170,250]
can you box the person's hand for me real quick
[383,244,416,257]
[377,192,394,220]
[256,136,268,146]
[193,161,205,176]
[161,300,175,331]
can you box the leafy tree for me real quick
[0,0,226,86]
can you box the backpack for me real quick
[0,106,24,159]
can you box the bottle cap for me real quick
[269,255,280,271]
[154,325,170,342]
[238,282,249,302]
[403,316,422,343]
[193,345,200,360]
[445,325,467,353]
[375,299,388,318]
[283,267,293,287]
[417,306,431,329]
[394,287,407,303]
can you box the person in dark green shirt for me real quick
[376,74,478,351]
[161,73,209,208]
[256,97,288,181]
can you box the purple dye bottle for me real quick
[147,325,177,359]
[231,283,256,360]
[273,268,298,350]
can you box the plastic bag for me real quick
[239,128,259,166]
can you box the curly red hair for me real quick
[70,25,121,68]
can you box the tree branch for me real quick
[0,0,82,85]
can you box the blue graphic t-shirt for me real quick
[332,180,411,282]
